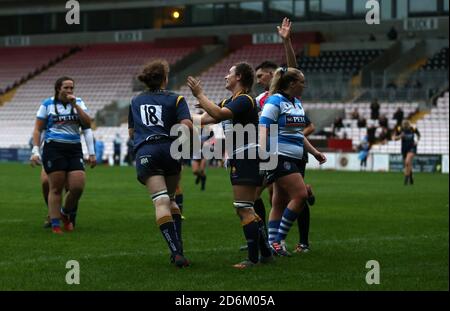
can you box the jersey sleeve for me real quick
[224,95,254,117]
[36,100,48,120]
[259,95,280,127]
[175,96,191,121]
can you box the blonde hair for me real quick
[402,120,411,129]
[269,67,303,95]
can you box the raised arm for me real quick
[278,17,298,68]
[187,76,233,121]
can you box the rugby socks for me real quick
[409,172,414,185]
[268,220,281,244]
[157,216,181,256]
[242,218,260,264]
[277,208,299,242]
[254,198,266,227]
[51,218,60,229]
[257,219,272,258]
[200,175,207,191]
[175,194,184,214]
[69,203,78,227]
[172,212,183,255]
[297,203,310,247]
[404,175,409,185]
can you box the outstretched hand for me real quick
[187,76,203,98]
[277,17,292,41]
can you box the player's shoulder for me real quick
[265,93,283,106]
[256,91,269,101]
[235,93,255,106]
[41,97,54,107]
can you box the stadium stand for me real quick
[421,47,449,71]
[0,43,198,149]
[177,42,302,109]
[0,45,75,92]
[298,49,384,76]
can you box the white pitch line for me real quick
[0,233,447,267]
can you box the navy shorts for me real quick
[228,158,262,187]
[266,155,304,184]
[135,141,181,185]
[42,141,84,174]
[402,146,417,159]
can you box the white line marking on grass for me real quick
[0,233,447,267]
[0,219,25,224]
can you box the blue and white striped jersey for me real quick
[259,93,309,160]
[36,97,89,144]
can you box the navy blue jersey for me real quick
[396,125,420,152]
[220,92,259,156]
[128,90,191,152]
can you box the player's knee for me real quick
[292,188,308,206]
[152,190,170,209]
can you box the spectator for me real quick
[358,136,371,171]
[387,26,398,41]
[357,117,367,128]
[95,136,105,165]
[367,126,377,145]
[369,33,376,41]
[113,133,122,166]
[376,126,389,144]
[333,116,344,128]
[378,114,388,128]
[370,99,380,120]
[350,108,360,120]
[393,107,404,126]
[332,116,344,137]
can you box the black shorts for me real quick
[402,146,417,159]
[42,141,84,174]
[266,155,304,184]
[228,158,262,187]
[135,141,181,185]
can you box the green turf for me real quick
[0,163,448,290]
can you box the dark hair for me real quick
[138,59,169,91]
[53,76,75,114]
[269,67,303,95]
[54,76,74,101]
[234,62,254,92]
[255,61,278,72]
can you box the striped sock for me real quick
[51,218,60,228]
[268,220,281,244]
[277,208,299,242]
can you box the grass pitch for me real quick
[0,163,448,290]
